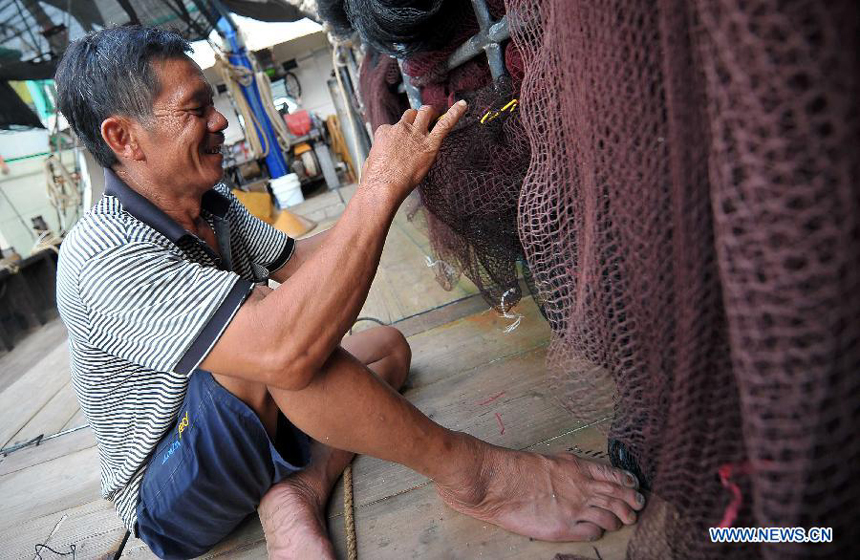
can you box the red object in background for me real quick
[284,110,312,136]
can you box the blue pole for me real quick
[216,17,289,178]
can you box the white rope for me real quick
[215,52,267,158]
[424,254,456,277]
[332,45,365,180]
[499,288,523,333]
[256,68,291,150]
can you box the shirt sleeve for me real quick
[223,187,295,276]
[78,241,253,376]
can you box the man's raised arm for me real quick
[201,101,468,389]
[268,228,329,283]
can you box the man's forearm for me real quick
[270,228,332,283]
[201,101,468,388]
[258,187,397,386]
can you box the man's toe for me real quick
[568,521,604,542]
[589,494,638,525]
[590,479,645,511]
[583,506,624,532]
[585,460,638,488]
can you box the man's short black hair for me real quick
[55,26,192,168]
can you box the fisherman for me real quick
[54,26,644,559]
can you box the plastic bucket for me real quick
[270,173,304,208]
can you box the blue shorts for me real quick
[135,370,311,559]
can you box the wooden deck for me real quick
[0,187,628,559]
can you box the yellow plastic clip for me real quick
[480,98,519,125]
[480,111,500,124]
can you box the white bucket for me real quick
[270,173,304,208]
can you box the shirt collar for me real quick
[103,168,230,243]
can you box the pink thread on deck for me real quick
[495,412,505,435]
[477,391,506,406]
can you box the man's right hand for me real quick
[360,100,468,204]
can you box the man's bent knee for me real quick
[210,372,279,438]
[381,326,410,390]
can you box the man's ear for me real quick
[101,116,144,162]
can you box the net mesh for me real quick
[345,0,860,555]
[415,77,531,311]
[350,0,530,312]
[331,0,478,57]
[509,0,859,558]
[358,47,409,132]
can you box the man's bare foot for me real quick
[436,439,646,542]
[258,443,354,559]
[258,474,336,559]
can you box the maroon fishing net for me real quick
[355,1,532,313]
[358,47,409,132]
[415,76,532,310]
[508,1,859,559]
[348,0,859,556]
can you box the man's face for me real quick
[136,56,228,194]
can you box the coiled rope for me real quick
[213,47,291,160]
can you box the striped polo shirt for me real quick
[56,169,294,531]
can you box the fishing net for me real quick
[357,47,409,132]
[415,76,531,311]
[509,1,859,559]
[344,1,531,312]
[316,0,354,39]
[318,0,475,57]
[338,1,859,554]
[417,56,491,116]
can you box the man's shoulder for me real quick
[213,183,246,220]
[213,181,231,197]
[64,196,172,257]
[58,196,177,286]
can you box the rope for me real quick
[326,115,357,183]
[332,45,365,181]
[43,154,82,233]
[1,424,90,456]
[424,255,456,278]
[213,48,291,161]
[34,543,75,559]
[343,463,357,560]
[499,288,523,333]
[215,53,269,159]
[340,314,388,559]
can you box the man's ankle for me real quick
[430,431,491,498]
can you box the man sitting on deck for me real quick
[54,27,644,559]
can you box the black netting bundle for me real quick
[415,77,532,311]
[316,0,354,39]
[336,0,532,312]
[318,0,505,82]
[319,0,475,57]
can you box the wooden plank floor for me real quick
[0,192,625,560]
